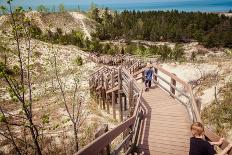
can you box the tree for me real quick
[0,1,42,154]
[93,10,232,48]
[59,3,65,12]
[37,5,49,12]
[77,5,81,12]
[52,52,85,152]
[51,5,56,12]
[0,5,7,15]
[0,40,11,66]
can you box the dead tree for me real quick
[53,52,86,152]
[0,1,42,154]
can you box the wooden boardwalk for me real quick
[77,56,232,155]
[139,84,191,155]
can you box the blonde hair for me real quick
[191,122,204,137]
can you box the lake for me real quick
[2,0,232,12]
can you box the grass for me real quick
[202,81,232,137]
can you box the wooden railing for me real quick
[132,63,232,155]
[81,54,231,155]
[77,62,145,155]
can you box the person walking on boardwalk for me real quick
[144,63,153,91]
[189,122,232,155]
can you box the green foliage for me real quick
[191,52,196,61]
[123,43,185,61]
[94,10,232,48]
[58,4,65,12]
[202,82,232,135]
[0,5,7,15]
[88,39,102,52]
[42,114,50,124]
[75,56,83,66]
[125,44,137,54]
[103,43,111,54]
[12,65,20,74]
[172,44,185,61]
[36,5,49,12]
[30,25,42,38]
[0,114,6,122]
[7,87,19,102]
[36,29,85,47]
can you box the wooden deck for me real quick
[139,83,191,155]
[77,56,232,155]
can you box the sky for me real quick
[0,0,210,6]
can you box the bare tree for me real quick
[0,1,42,154]
[52,52,86,152]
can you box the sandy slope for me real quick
[69,12,92,40]
[0,16,7,27]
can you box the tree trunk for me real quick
[73,124,79,152]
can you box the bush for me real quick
[172,44,185,61]
[30,25,42,38]
[75,56,83,66]
[202,82,232,135]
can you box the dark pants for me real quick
[145,80,151,88]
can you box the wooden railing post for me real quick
[118,67,123,122]
[154,68,158,82]
[170,74,176,96]
[118,91,123,122]
[105,77,110,114]
[142,69,145,82]
[124,95,127,111]
[111,70,116,120]
[95,124,110,155]
[101,72,106,110]
[128,80,133,116]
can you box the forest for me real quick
[93,9,232,48]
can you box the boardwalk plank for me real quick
[139,83,191,155]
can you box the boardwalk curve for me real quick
[75,55,232,155]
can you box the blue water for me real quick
[1,0,232,12]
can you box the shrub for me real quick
[172,44,185,61]
[75,56,83,66]
[202,82,232,135]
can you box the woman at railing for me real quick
[189,122,232,155]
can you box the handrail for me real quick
[77,57,144,155]
[76,92,142,155]
[86,55,231,155]
[150,64,232,154]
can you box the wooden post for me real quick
[105,77,110,114]
[118,91,123,122]
[142,69,145,82]
[101,73,106,110]
[124,95,127,111]
[154,68,158,82]
[102,89,106,110]
[128,80,133,116]
[111,70,116,120]
[95,124,110,155]
[170,73,176,96]
[118,67,123,122]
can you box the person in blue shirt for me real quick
[144,63,153,91]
